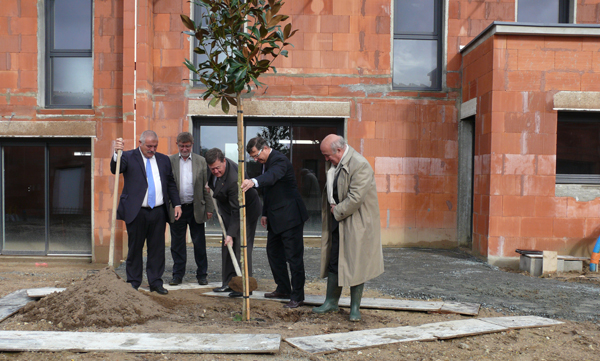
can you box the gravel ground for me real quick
[117,246,600,323]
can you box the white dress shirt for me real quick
[178,153,194,204]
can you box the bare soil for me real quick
[0,261,599,360]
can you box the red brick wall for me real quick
[464,32,600,260]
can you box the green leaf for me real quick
[221,97,230,113]
[180,15,196,31]
[209,97,220,108]
[280,49,288,57]
[283,23,291,39]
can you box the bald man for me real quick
[313,134,384,321]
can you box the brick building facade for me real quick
[1,0,600,267]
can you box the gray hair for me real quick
[140,130,158,144]
[330,135,347,153]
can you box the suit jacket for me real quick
[254,149,308,235]
[110,148,181,224]
[168,153,214,224]
[208,158,261,239]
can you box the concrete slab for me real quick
[0,331,281,354]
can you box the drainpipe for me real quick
[133,0,138,143]
[591,236,600,272]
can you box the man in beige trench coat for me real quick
[313,134,384,321]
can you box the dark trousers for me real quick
[266,223,305,302]
[125,206,167,288]
[328,212,340,274]
[169,203,207,280]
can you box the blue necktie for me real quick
[146,159,156,208]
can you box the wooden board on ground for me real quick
[0,331,281,354]
[26,287,66,298]
[439,301,480,316]
[285,316,560,354]
[161,282,220,291]
[203,291,479,316]
[479,316,563,329]
[0,290,33,322]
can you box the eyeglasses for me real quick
[178,144,192,149]
[250,148,263,160]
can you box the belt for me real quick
[182,203,193,206]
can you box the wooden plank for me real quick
[0,290,32,322]
[285,326,437,354]
[286,317,530,354]
[0,331,281,354]
[26,288,66,298]
[479,316,563,329]
[161,282,220,291]
[203,292,479,315]
[439,301,480,316]
[417,319,507,340]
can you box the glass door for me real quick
[194,116,344,238]
[3,144,47,253]
[1,139,92,255]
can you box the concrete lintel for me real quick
[0,121,97,137]
[188,99,351,118]
[461,22,600,55]
[553,91,600,111]
[460,98,477,119]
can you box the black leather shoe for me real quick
[283,300,304,308]
[131,284,139,291]
[264,291,290,299]
[229,291,252,298]
[198,277,208,285]
[169,278,182,286]
[213,285,233,292]
[149,285,168,295]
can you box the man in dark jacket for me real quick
[241,137,308,308]
[206,148,261,298]
[111,130,181,295]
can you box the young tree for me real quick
[181,0,296,321]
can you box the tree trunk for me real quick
[236,93,250,321]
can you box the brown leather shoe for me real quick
[283,300,304,308]
[264,291,290,299]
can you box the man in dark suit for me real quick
[168,132,214,286]
[206,148,262,298]
[241,137,308,308]
[111,130,181,295]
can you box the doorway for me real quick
[193,116,344,237]
[0,138,92,255]
[457,116,475,247]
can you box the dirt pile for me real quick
[19,267,168,329]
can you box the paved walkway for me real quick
[117,247,600,322]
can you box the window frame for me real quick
[45,0,93,109]
[392,0,443,91]
[516,0,571,24]
[555,111,600,185]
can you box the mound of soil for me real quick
[19,267,168,329]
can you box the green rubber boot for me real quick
[312,272,343,314]
[349,283,364,322]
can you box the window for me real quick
[556,112,600,184]
[45,0,93,108]
[517,0,570,24]
[192,4,227,86]
[393,0,443,90]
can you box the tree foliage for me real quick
[181,0,297,113]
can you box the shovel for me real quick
[210,192,257,293]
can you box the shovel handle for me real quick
[108,149,122,267]
[210,190,242,277]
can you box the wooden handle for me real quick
[108,149,122,267]
[210,190,242,277]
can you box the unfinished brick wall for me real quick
[463,32,600,262]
